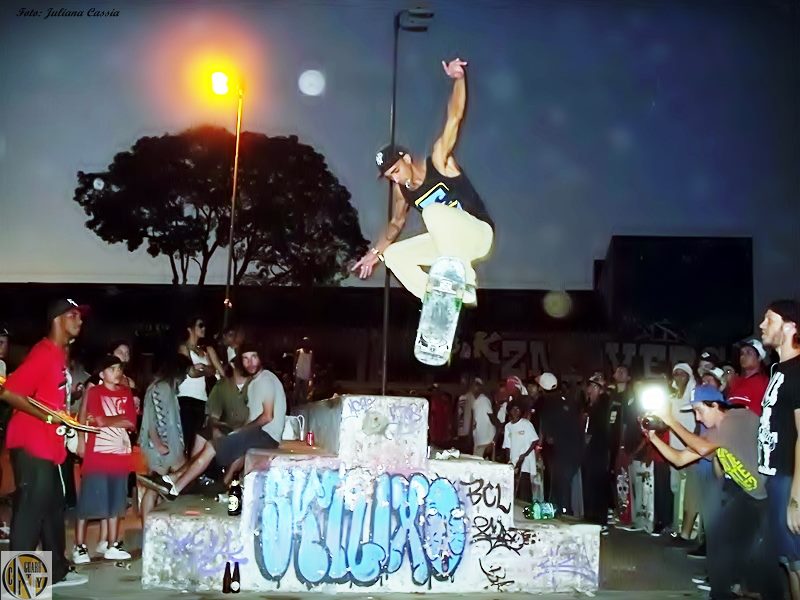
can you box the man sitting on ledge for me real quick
[138,345,286,508]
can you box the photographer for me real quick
[646,384,781,600]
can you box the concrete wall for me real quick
[142,394,600,593]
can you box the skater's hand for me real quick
[442,58,468,79]
[789,497,800,535]
[351,252,380,279]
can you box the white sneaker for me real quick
[95,541,109,555]
[104,541,131,561]
[71,544,90,565]
[52,571,88,587]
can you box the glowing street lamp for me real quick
[211,71,230,95]
[212,70,244,330]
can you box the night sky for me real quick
[0,0,798,317]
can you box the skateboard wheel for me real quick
[64,428,76,439]
[56,425,67,436]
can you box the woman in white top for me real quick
[177,317,224,459]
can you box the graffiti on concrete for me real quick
[149,517,248,582]
[529,538,598,588]
[461,478,511,514]
[252,467,467,587]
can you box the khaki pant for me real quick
[383,204,494,300]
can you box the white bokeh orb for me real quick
[543,290,572,319]
[298,69,325,96]
[93,178,105,191]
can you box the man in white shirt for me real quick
[503,400,539,502]
[469,378,495,458]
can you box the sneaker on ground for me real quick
[52,570,88,588]
[104,541,131,561]
[696,581,711,592]
[668,533,695,548]
[71,544,90,565]
[691,576,708,585]
[617,525,642,532]
[95,541,108,555]
[687,545,707,559]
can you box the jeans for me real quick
[653,462,674,532]
[10,449,70,582]
[706,480,783,599]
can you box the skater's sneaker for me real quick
[692,575,708,585]
[95,541,108,555]
[462,284,477,307]
[53,568,88,588]
[104,541,131,561]
[687,543,707,559]
[71,544,90,565]
[668,532,694,548]
[138,472,177,498]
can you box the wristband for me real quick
[370,248,385,262]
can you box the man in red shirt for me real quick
[0,298,90,588]
[727,338,769,416]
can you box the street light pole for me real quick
[222,85,244,332]
[381,8,433,395]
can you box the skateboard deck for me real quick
[26,397,101,435]
[0,377,100,436]
[414,256,466,366]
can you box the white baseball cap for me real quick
[536,372,558,391]
[740,338,767,361]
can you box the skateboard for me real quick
[414,256,466,366]
[0,375,100,437]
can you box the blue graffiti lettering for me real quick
[253,467,466,587]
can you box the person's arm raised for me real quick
[432,58,467,174]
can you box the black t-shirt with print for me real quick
[758,354,800,477]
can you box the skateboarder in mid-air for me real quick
[352,57,495,308]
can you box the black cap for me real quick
[375,144,409,176]
[95,354,123,374]
[0,326,8,337]
[699,351,720,365]
[239,343,261,357]
[769,299,800,326]
[46,298,90,323]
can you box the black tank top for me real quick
[400,157,494,230]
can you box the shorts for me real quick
[76,473,129,520]
[766,473,800,571]
[212,428,279,468]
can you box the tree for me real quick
[74,126,368,285]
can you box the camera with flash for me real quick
[636,381,670,432]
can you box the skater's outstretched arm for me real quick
[432,58,468,175]
[352,185,409,280]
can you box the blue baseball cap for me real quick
[679,384,729,412]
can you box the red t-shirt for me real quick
[727,372,768,416]
[4,339,69,464]
[82,384,136,474]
